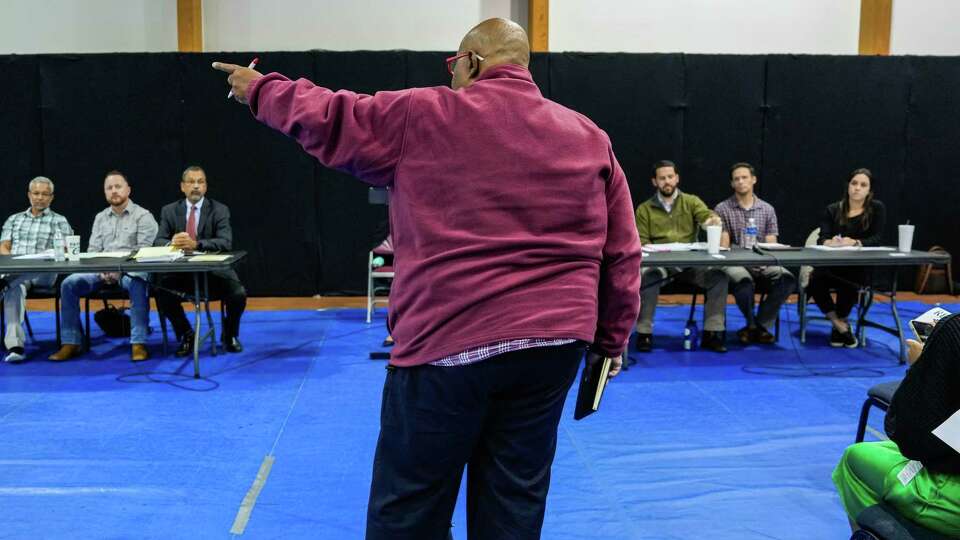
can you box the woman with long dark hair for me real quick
[833,313,960,536]
[806,168,887,347]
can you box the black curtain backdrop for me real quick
[1,51,957,295]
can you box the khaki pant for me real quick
[636,267,727,333]
[2,273,56,349]
[724,266,795,331]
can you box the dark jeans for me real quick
[366,342,585,540]
[807,266,867,319]
[153,270,247,340]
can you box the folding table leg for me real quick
[192,272,202,378]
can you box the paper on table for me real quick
[757,242,792,249]
[133,246,183,262]
[643,243,695,252]
[12,250,54,260]
[809,245,895,251]
[933,408,960,455]
[809,245,858,251]
[79,251,131,259]
[188,254,231,262]
[642,242,729,252]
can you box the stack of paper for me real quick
[133,246,184,262]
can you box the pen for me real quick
[227,57,259,99]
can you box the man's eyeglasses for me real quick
[445,51,485,75]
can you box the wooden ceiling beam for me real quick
[177,0,203,53]
[529,0,549,52]
[859,0,892,55]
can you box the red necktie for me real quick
[187,205,197,240]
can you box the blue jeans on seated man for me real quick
[59,272,150,345]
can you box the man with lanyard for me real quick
[213,18,642,540]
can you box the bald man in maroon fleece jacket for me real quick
[215,18,642,540]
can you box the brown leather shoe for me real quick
[48,344,82,362]
[131,344,149,362]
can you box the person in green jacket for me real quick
[634,160,728,353]
[833,314,960,537]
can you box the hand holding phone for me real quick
[910,307,951,342]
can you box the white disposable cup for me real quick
[898,225,915,253]
[706,225,722,255]
[65,235,81,260]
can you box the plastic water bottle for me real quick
[742,217,758,250]
[683,320,699,350]
[52,228,65,262]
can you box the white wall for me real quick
[891,0,960,55]
[203,0,515,52]
[0,0,176,54]
[550,0,861,54]
[2,0,960,56]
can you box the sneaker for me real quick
[634,333,653,353]
[839,330,858,348]
[829,328,844,347]
[830,328,858,348]
[4,347,26,363]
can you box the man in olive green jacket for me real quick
[635,160,728,353]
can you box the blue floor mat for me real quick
[0,301,955,539]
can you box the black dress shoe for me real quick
[634,333,653,353]
[751,326,777,345]
[175,332,194,357]
[224,337,243,353]
[701,331,728,353]
[736,326,752,345]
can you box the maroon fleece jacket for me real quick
[248,64,641,366]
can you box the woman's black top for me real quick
[817,200,886,246]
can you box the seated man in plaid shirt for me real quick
[714,162,795,344]
[0,176,73,363]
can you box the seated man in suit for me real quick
[49,170,158,362]
[153,166,246,355]
[635,160,728,353]
[0,176,73,363]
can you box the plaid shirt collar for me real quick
[21,207,52,218]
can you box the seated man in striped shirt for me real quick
[714,162,795,344]
[0,176,73,363]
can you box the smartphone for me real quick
[909,307,951,342]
